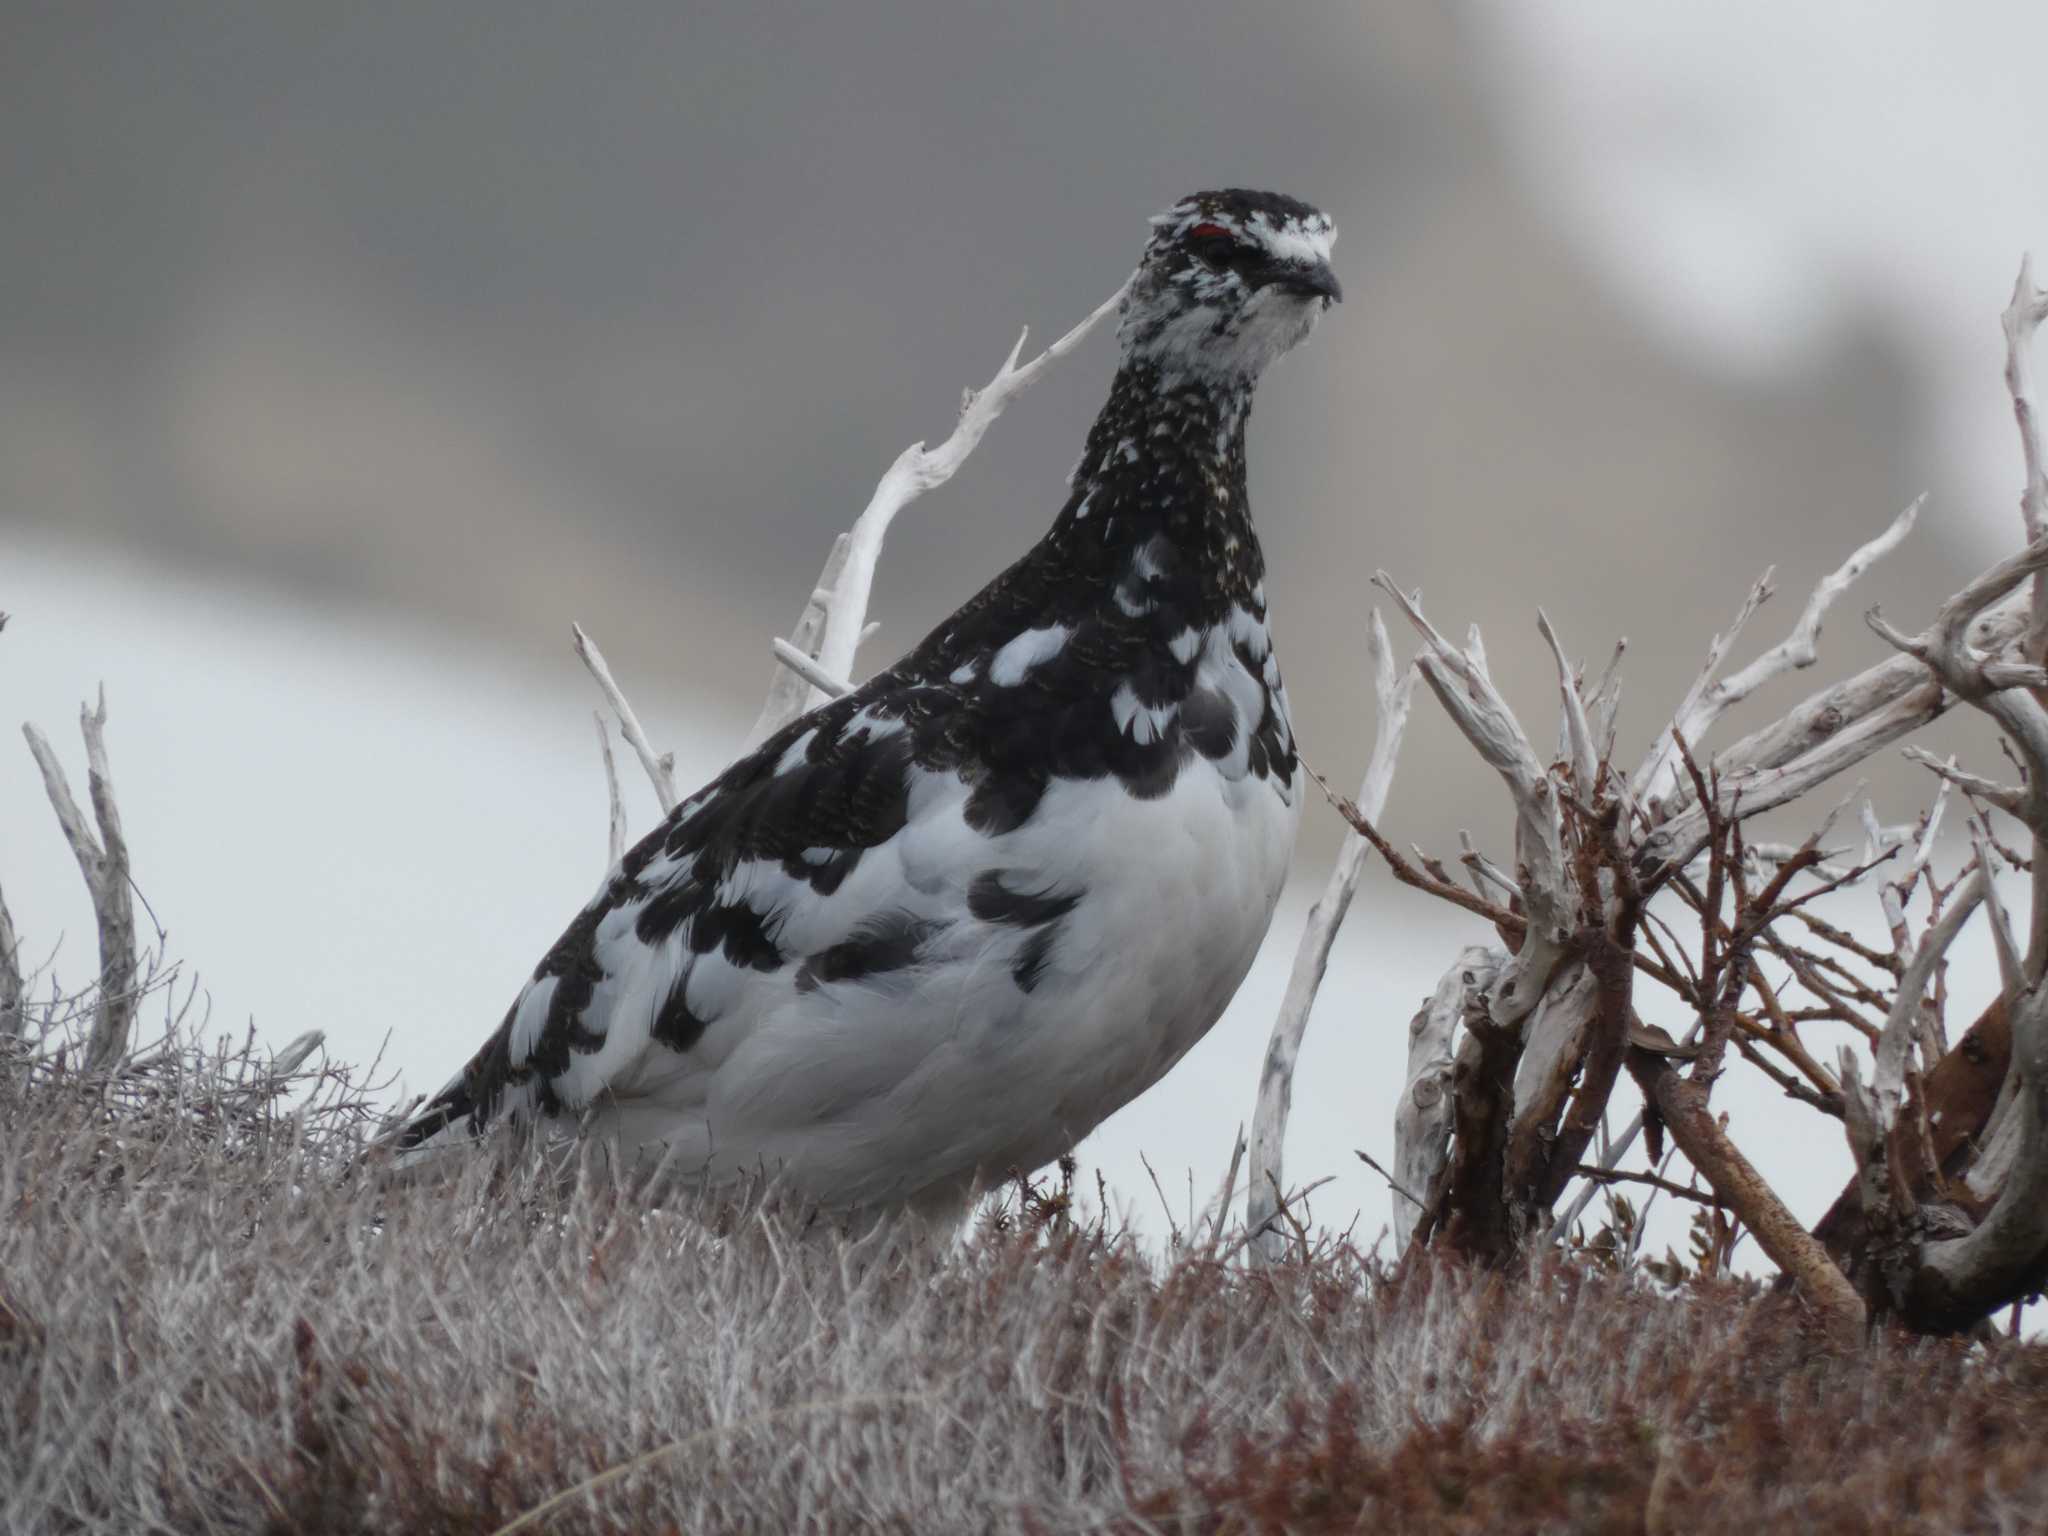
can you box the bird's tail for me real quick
[375,1068,477,1167]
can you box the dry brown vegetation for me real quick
[1,1037,2046,1534]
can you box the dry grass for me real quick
[3,1037,2048,1534]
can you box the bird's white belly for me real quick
[1003,765,1300,1146]
[599,760,1301,1209]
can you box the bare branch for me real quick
[593,713,627,867]
[1632,568,1774,811]
[1536,609,1597,792]
[1393,947,1499,1253]
[1722,499,1923,700]
[571,623,678,814]
[1910,977,2048,1330]
[1870,869,1987,1127]
[2004,255,2048,657]
[1503,964,1601,1204]
[805,282,1129,711]
[1375,574,1572,1032]
[1633,498,1921,822]
[1569,1164,1725,1209]
[1354,1147,1426,1211]
[1458,830,1520,904]
[1640,681,1953,872]
[1248,609,1417,1260]
[0,877,21,1042]
[770,637,855,701]
[1587,638,1627,756]
[22,689,137,1068]
[1974,824,2027,1007]
[1632,1057,1865,1345]
[1713,594,2026,787]
[742,534,852,751]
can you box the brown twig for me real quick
[1570,1164,1726,1209]
[1628,1051,1865,1346]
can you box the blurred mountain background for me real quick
[6,2,2046,1245]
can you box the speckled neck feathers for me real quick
[880,356,1292,827]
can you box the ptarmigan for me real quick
[398,189,1342,1215]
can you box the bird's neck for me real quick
[1039,359,1265,620]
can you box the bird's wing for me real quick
[394,674,1085,1183]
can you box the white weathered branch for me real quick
[1507,965,1601,1173]
[800,282,1129,716]
[1639,677,1953,872]
[22,688,137,1068]
[1837,856,1989,1268]
[2003,255,2048,985]
[1248,609,1417,1260]
[1862,794,1942,969]
[1974,825,2027,1008]
[769,638,855,702]
[2003,255,2048,656]
[1868,532,2048,979]
[1457,830,1520,904]
[593,713,627,867]
[1633,569,1774,811]
[1870,869,1986,1127]
[1374,576,1573,1033]
[1633,499,1921,813]
[1587,639,1627,758]
[743,534,852,752]
[1916,971,2048,1316]
[572,623,678,814]
[1393,947,1500,1252]
[1536,609,1597,793]
[1904,746,2025,814]
[1711,593,2025,787]
[0,877,22,1042]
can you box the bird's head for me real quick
[1117,189,1341,383]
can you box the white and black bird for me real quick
[398,190,1342,1216]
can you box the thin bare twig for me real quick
[572,624,678,813]
[593,713,627,866]
[1248,610,1417,1260]
[1570,1164,1725,1209]
[23,689,137,1068]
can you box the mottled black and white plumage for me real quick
[399,190,1342,1214]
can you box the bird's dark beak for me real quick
[1270,262,1343,304]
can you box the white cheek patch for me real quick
[990,624,1071,686]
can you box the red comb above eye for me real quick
[1188,222,1233,240]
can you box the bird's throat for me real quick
[1044,361,1264,620]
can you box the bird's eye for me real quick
[1186,222,1247,273]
